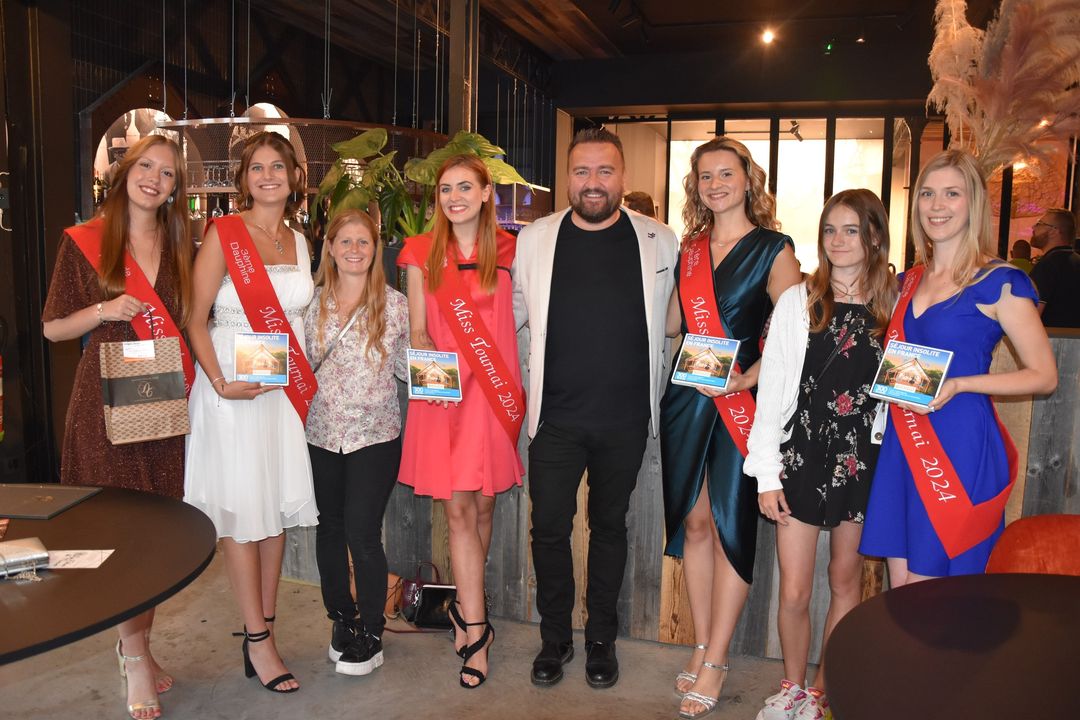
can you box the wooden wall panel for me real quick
[1022,334,1080,516]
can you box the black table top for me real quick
[0,487,216,664]
[825,573,1080,719]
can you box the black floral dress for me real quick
[780,302,884,527]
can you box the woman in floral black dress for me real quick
[744,189,897,720]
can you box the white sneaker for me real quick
[792,688,830,720]
[756,680,808,720]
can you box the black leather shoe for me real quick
[531,640,574,686]
[585,640,619,688]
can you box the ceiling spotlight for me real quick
[823,38,835,55]
[762,28,775,44]
[856,20,866,44]
[1038,118,1052,128]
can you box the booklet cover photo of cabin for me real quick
[407,349,463,402]
[671,334,742,392]
[869,339,954,408]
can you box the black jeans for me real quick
[528,419,648,644]
[309,437,400,637]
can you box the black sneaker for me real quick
[327,611,358,662]
[336,633,384,676]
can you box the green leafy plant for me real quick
[314,129,530,244]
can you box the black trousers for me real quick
[309,437,400,637]
[528,419,648,644]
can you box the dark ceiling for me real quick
[476,0,1000,60]
[257,0,1002,63]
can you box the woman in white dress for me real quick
[184,131,317,694]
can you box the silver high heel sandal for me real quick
[678,661,730,719]
[117,639,172,694]
[118,649,161,720]
[674,643,708,695]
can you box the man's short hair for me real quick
[567,127,624,163]
[624,191,656,217]
[1044,208,1076,242]
[1012,239,1031,259]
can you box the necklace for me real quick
[831,277,860,301]
[251,219,286,255]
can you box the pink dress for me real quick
[397,231,525,499]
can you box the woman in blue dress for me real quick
[662,137,801,719]
[860,149,1057,583]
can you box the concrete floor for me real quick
[0,549,787,720]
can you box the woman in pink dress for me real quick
[398,154,525,688]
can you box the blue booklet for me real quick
[671,334,742,392]
[869,339,954,408]
[407,348,463,402]
[234,332,289,385]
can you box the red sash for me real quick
[410,232,525,446]
[886,265,1017,559]
[212,215,318,425]
[679,233,755,457]
[67,218,196,395]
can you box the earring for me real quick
[166,195,174,205]
[288,190,300,206]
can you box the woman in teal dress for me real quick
[661,137,801,719]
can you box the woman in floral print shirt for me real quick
[744,189,897,720]
[304,209,408,677]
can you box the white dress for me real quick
[184,229,319,542]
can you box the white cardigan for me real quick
[743,282,810,493]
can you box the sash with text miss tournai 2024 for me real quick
[212,215,318,425]
[417,231,524,445]
[67,218,196,395]
[679,232,755,457]
[887,265,1017,559]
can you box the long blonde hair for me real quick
[425,154,498,293]
[95,135,193,327]
[807,189,897,338]
[313,209,388,366]
[911,149,995,288]
[681,136,778,247]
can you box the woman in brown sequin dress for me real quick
[42,135,193,720]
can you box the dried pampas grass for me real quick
[928,0,1080,176]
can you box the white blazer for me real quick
[512,207,679,439]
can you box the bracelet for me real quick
[210,376,226,393]
[95,302,103,324]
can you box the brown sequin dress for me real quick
[41,235,185,499]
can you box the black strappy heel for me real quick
[459,618,495,689]
[237,627,298,693]
[448,600,468,658]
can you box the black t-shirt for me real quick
[541,211,650,429]
[1031,246,1080,328]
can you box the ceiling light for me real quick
[762,28,775,44]
[1038,118,1052,128]
[1014,161,1028,171]
[824,38,835,55]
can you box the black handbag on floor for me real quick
[401,561,456,629]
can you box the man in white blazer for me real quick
[512,127,678,689]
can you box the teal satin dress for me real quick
[661,227,792,584]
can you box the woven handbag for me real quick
[99,337,189,444]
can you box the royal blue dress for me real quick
[859,265,1038,576]
[661,228,792,584]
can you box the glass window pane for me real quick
[887,120,912,271]
[608,121,669,222]
[833,118,885,197]
[776,119,826,271]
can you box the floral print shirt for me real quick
[779,303,884,527]
[303,285,409,453]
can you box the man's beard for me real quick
[570,188,621,224]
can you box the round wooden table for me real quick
[0,487,216,664]
[825,573,1080,719]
